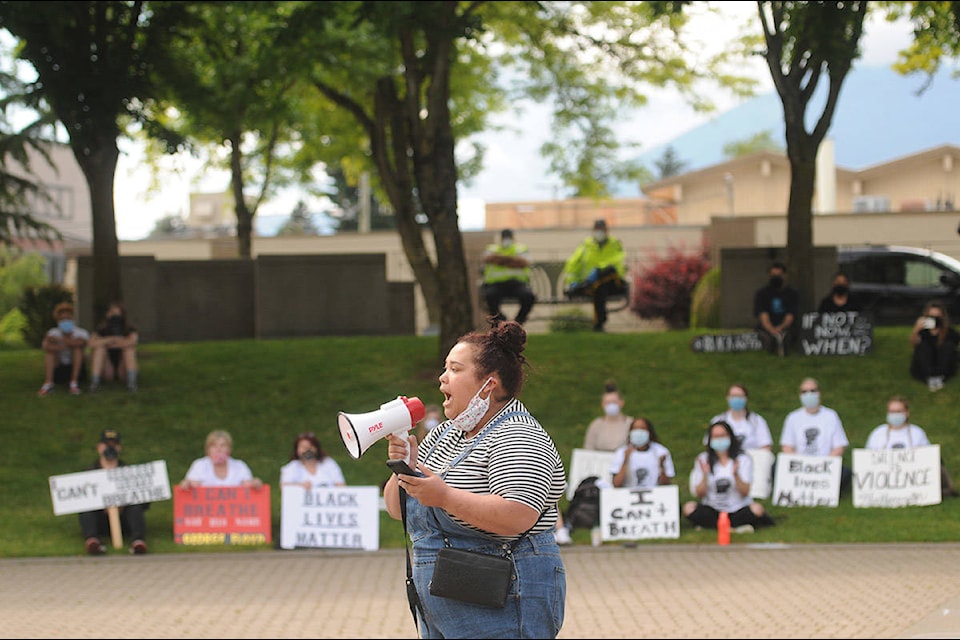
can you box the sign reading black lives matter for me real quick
[799,311,873,356]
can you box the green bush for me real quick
[0,248,49,318]
[690,266,722,329]
[17,284,75,348]
[0,308,28,347]
[549,307,592,333]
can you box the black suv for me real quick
[838,244,960,325]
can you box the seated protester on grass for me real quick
[562,218,628,333]
[909,300,960,392]
[609,416,675,489]
[753,261,799,355]
[38,301,89,397]
[817,271,861,314]
[180,429,263,489]
[79,429,150,555]
[864,394,958,497]
[89,300,139,393]
[682,420,775,532]
[280,431,346,489]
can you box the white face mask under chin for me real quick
[451,378,494,433]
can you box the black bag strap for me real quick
[400,486,427,635]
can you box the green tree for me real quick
[0,1,175,320]
[275,201,320,237]
[721,129,784,159]
[291,1,755,358]
[147,1,306,258]
[653,145,689,179]
[755,1,868,312]
[0,245,45,316]
[147,214,187,239]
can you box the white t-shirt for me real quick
[865,424,931,450]
[184,456,254,486]
[608,442,675,488]
[688,451,753,513]
[709,410,773,450]
[44,326,91,365]
[779,406,849,457]
[280,457,346,487]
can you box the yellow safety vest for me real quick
[483,243,531,284]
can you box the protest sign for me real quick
[280,485,380,550]
[49,460,171,516]
[771,453,842,507]
[566,448,614,500]
[173,485,272,545]
[799,311,873,356]
[747,449,775,500]
[690,332,764,353]
[598,485,680,542]
[852,445,941,508]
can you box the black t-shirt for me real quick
[817,295,861,314]
[754,284,799,326]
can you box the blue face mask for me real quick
[710,437,731,453]
[800,391,820,409]
[58,319,75,333]
[727,396,747,411]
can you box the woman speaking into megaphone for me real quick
[383,319,567,639]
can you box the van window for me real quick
[904,257,945,288]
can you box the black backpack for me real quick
[564,476,601,531]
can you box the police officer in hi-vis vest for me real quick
[481,228,536,325]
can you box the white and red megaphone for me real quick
[338,396,425,463]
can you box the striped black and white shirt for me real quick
[418,398,565,538]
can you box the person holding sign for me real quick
[909,300,959,392]
[382,320,566,639]
[708,384,773,452]
[682,420,775,532]
[864,395,958,497]
[610,416,675,489]
[78,429,149,555]
[753,261,799,356]
[180,430,263,489]
[779,377,852,495]
[280,432,345,489]
[817,271,861,314]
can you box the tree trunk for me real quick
[784,135,817,314]
[229,134,253,259]
[71,136,121,322]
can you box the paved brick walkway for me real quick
[1,543,958,639]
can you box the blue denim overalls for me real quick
[407,413,566,638]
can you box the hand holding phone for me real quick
[387,459,423,477]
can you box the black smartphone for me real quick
[386,459,423,477]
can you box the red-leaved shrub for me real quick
[629,242,711,329]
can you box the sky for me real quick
[112,3,917,241]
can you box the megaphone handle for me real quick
[401,429,411,465]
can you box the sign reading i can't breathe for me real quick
[48,460,172,516]
[799,311,873,356]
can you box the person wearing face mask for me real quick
[413,404,444,443]
[280,432,346,490]
[180,429,263,490]
[682,420,775,532]
[78,429,150,555]
[779,377,852,494]
[909,300,960,392]
[708,384,773,452]
[88,300,139,393]
[38,301,90,397]
[383,320,566,639]
[817,271,860,314]
[582,381,634,452]
[864,395,958,497]
[610,417,675,489]
[753,261,799,355]
[480,228,537,325]
[562,218,628,332]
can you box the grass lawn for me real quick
[1,325,957,558]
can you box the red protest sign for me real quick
[173,485,272,545]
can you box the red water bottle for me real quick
[717,511,730,546]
